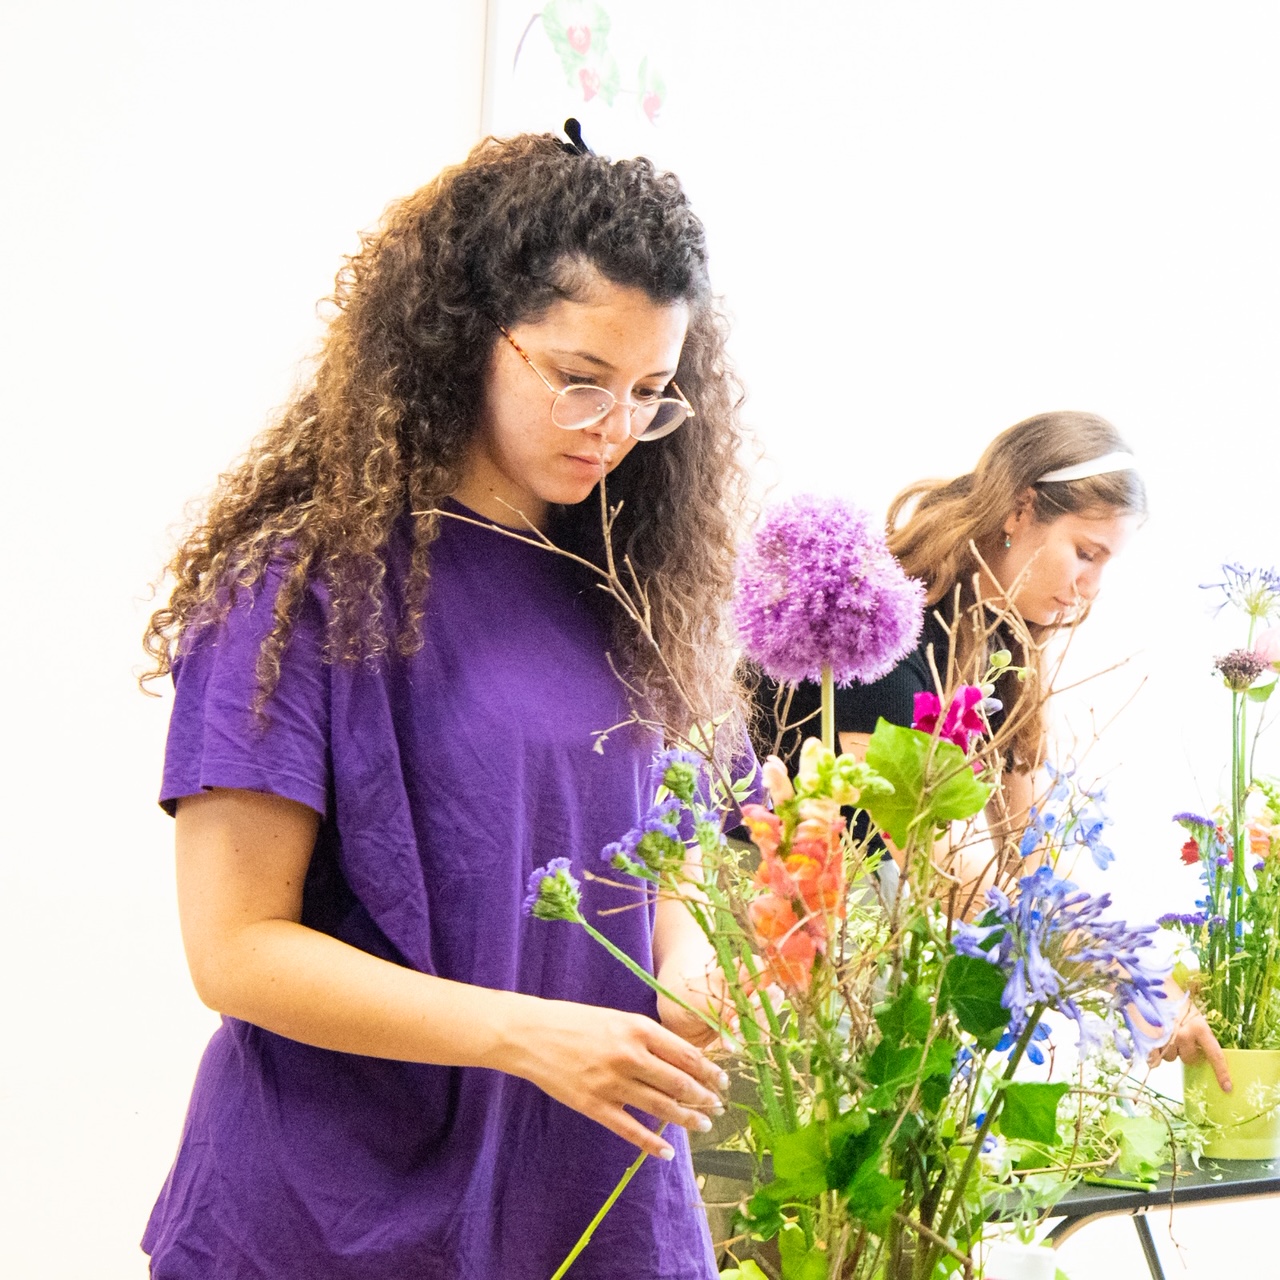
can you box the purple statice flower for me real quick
[652,748,704,805]
[733,494,925,685]
[522,858,582,921]
[1173,811,1216,829]
[601,802,685,876]
[953,864,1171,1061]
[1156,911,1208,931]
[1201,564,1280,621]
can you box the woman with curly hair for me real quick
[141,129,749,1279]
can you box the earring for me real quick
[1003,534,1012,549]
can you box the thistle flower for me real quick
[953,865,1171,1060]
[734,494,925,684]
[523,858,583,921]
[1215,648,1269,692]
[1202,563,1280,621]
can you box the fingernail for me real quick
[694,1114,713,1133]
[717,1070,730,1090]
[659,1145,675,1161]
[711,1102,726,1116]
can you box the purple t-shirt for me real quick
[144,509,717,1279]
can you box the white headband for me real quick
[1036,451,1137,484]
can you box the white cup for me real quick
[984,1240,1058,1279]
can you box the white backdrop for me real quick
[3,2,1278,1277]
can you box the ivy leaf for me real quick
[844,1160,905,1234]
[940,954,1012,1042]
[778,1224,828,1280]
[1108,1112,1170,1180]
[874,984,932,1046]
[998,1081,1070,1146]
[863,720,991,847]
[770,1122,830,1198]
[719,1264,770,1280]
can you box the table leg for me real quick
[1132,1215,1165,1280]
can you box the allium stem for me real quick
[821,663,835,753]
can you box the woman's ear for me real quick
[1005,487,1039,534]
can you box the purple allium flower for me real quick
[1215,648,1269,692]
[522,858,582,921]
[953,865,1171,1061]
[734,495,925,685]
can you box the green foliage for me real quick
[940,955,1013,1043]
[1107,1112,1170,1180]
[862,720,992,847]
[779,1225,829,1280]
[998,1082,1071,1146]
[719,1263,769,1280]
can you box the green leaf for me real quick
[1108,1112,1170,1180]
[770,1123,830,1198]
[778,1225,828,1280]
[720,1265,770,1280]
[874,984,932,1046]
[998,1081,1070,1145]
[863,720,991,847]
[730,761,759,799]
[1247,679,1276,703]
[844,1160,905,1234]
[941,954,1013,1041]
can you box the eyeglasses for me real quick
[496,324,694,441]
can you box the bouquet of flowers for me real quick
[516,493,1175,1280]
[1160,565,1280,1049]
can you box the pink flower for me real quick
[761,755,794,806]
[912,685,988,753]
[1255,628,1280,672]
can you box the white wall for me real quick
[3,3,1278,1277]
[0,3,486,1275]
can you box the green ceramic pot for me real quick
[1183,1048,1280,1158]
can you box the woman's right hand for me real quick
[499,998,728,1160]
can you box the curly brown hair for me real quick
[885,411,1147,769]
[142,132,750,736]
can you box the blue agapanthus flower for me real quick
[954,865,1171,1060]
[1201,563,1280,621]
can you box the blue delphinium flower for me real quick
[954,865,1171,1060]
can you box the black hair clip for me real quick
[561,118,593,156]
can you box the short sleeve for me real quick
[159,571,331,818]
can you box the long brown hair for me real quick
[142,133,750,736]
[886,411,1147,769]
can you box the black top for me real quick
[751,612,1010,768]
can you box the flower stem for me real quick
[577,916,724,1037]
[821,663,835,753]
[549,1134,658,1279]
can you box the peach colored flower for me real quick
[748,892,800,942]
[761,755,795,806]
[741,804,782,858]
[1248,820,1279,860]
